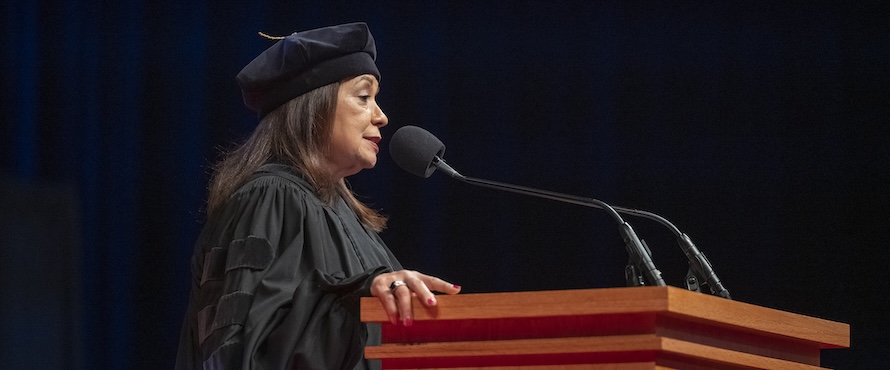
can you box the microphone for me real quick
[389,125,667,288]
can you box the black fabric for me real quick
[236,22,380,118]
[175,164,401,370]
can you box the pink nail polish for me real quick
[404,318,413,327]
[427,298,436,305]
[453,284,461,290]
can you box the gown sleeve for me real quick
[176,174,395,370]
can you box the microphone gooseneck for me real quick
[432,156,625,223]
[391,125,730,298]
[391,125,666,288]
[432,155,665,288]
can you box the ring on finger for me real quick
[389,280,406,293]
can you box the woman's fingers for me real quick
[407,275,461,307]
[375,282,400,325]
[392,281,413,326]
[421,275,462,297]
[400,276,430,308]
[372,276,410,325]
[371,270,462,326]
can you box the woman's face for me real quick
[325,74,389,179]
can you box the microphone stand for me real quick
[607,207,731,299]
[432,156,666,288]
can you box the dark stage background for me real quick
[2,1,888,369]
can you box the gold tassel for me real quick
[257,32,285,40]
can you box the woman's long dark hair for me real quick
[206,81,387,231]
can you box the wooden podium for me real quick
[360,286,849,369]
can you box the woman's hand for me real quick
[370,270,461,326]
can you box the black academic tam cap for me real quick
[236,22,380,118]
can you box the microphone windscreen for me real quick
[389,125,446,178]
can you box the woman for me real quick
[175,23,460,370]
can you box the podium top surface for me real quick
[360,286,849,349]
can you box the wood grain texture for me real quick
[366,335,826,369]
[360,286,849,347]
[360,286,849,369]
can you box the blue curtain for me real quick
[2,1,888,368]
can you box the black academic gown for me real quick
[175,163,402,370]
